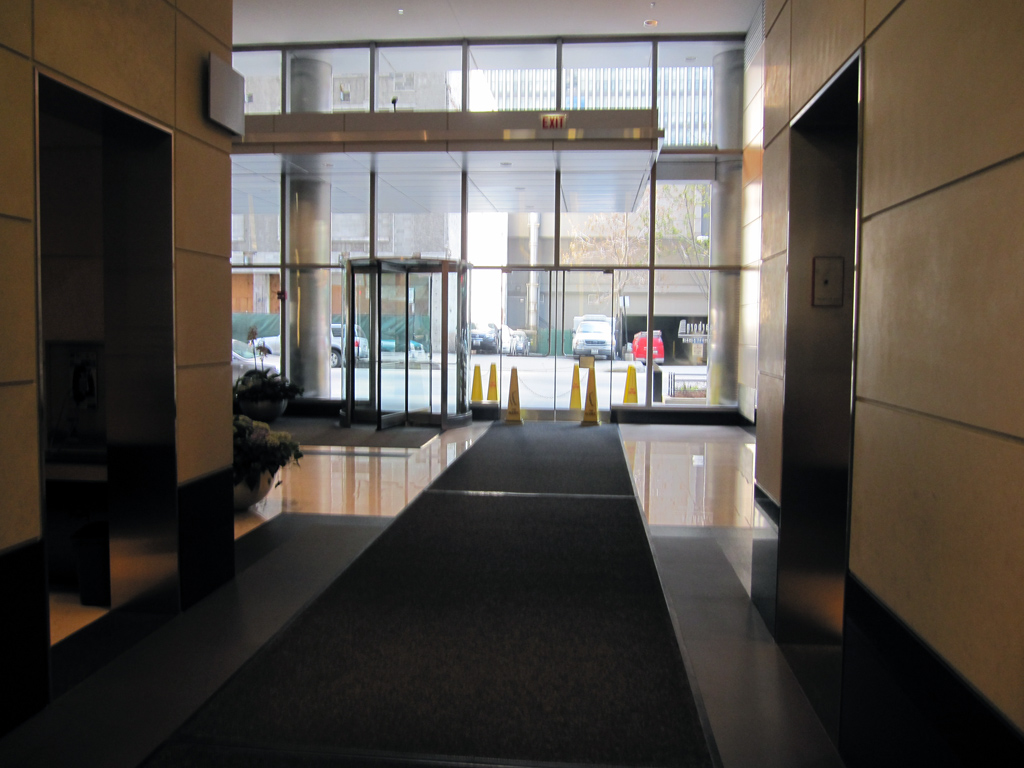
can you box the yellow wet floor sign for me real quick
[471,364,483,401]
[582,367,601,425]
[569,364,582,409]
[506,367,523,424]
[624,365,638,404]
[486,363,498,401]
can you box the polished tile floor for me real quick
[27,421,844,768]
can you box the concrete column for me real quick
[285,177,332,397]
[283,58,333,396]
[708,49,744,406]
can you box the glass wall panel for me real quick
[284,49,371,113]
[654,181,710,266]
[467,44,557,111]
[376,171,461,259]
[468,165,555,267]
[560,179,650,267]
[231,268,282,383]
[331,174,371,262]
[656,42,728,146]
[234,51,282,115]
[562,42,652,110]
[652,268,711,404]
[376,45,463,112]
[231,160,281,266]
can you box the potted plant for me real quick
[232,414,303,510]
[233,326,303,422]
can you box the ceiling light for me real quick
[644,19,658,28]
[515,186,526,191]
[398,9,404,15]
[686,56,697,62]
[500,161,513,167]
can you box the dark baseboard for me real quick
[751,484,780,636]
[840,575,1024,767]
[178,469,235,610]
[0,540,49,737]
[611,406,752,425]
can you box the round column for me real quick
[708,49,744,406]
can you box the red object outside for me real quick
[632,331,664,364]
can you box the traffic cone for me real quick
[624,365,638,404]
[471,364,483,401]
[486,363,498,401]
[582,367,601,426]
[569,364,582,409]
[505,367,523,424]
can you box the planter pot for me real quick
[233,471,276,511]
[239,398,288,422]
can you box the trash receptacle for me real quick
[71,521,110,607]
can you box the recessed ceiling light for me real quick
[515,186,526,191]
[398,9,404,15]
[644,19,658,28]
[500,161,513,167]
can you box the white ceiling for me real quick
[233,0,760,46]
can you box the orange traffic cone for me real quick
[506,367,523,424]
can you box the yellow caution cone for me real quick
[486,363,499,401]
[624,365,638,404]
[582,367,601,426]
[471,364,483,402]
[505,367,523,424]
[569,364,582,409]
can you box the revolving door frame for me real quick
[344,257,472,431]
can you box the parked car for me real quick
[232,339,278,381]
[572,320,613,359]
[331,323,369,367]
[471,322,500,353]
[632,330,665,364]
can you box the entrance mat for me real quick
[143,491,712,767]
[270,418,439,449]
[432,421,635,496]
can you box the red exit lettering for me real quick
[541,114,566,129]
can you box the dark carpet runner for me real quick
[142,423,714,767]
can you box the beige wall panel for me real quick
[175,250,231,367]
[0,0,32,55]
[754,372,783,502]
[738,343,758,390]
[758,251,787,379]
[35,0,176,126]
[766,0,788,32]
[743,87,764,149]
[742,216,762,266]
[176,363,232,483]
[177,0,233,47]
[175,14,233,153]
[0,382,42,549]
[0,50,35,220]
[790,0,864,116]
[764,3,791,142]
[857,156,1024,438]
[175,134,230,257]
[739,287,760,347]
[744,44,764,110]
[863,0,1024,215]
[762,129,789,258]
[742,139,763,187]
[0,218,37,384]
[850,402,1024,729]
[865,0,901,34]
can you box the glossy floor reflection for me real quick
[620,424,756,528]
[234,421,493,538]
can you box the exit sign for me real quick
[541,113,567,129]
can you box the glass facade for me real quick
[230,36,745,413]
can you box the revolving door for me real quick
[344,258,471,430]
